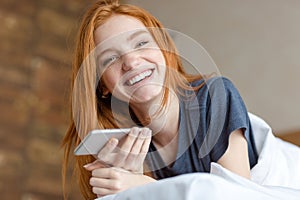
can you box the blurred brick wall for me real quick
[0,0,94,199]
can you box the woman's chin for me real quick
[129,86,163,104]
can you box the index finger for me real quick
[118,127,140,153]
[97,138,119,162]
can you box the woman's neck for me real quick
[130,91,180,147]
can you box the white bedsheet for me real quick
[248,113,300,189]
[97,113,300,200]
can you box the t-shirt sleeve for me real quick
[199,77,251,162]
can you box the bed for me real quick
[97,113,300,200]
[278,131,300,147]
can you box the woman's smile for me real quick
[126,69,153,86]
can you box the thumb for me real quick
[83,160,107,171]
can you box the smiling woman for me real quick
[62,0,260,199]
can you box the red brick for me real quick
[0,149,24,176]
[37,7,76,39]
[26,138,63,166]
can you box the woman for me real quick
[62,0,258,199]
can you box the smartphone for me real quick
[74,128,131,156]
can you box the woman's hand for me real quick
[84,166,155,197]
[96,127,152,172]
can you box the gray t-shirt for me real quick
[146,77,258,179]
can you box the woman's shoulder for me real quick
[186,76,243,109]
[191,76,237,93]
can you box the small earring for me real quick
[101,93,109,99]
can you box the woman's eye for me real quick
[102,55,119,67]
[135,41,149,48]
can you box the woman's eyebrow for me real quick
[97,48,114,57]
[126,30,149,41]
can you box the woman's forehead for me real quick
[94,15,147,45]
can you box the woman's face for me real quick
[94,15,166,104]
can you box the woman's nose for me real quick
[121,51,141,71]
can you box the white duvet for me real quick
[97,113,300,200]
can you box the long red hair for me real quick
[62,0,203,199]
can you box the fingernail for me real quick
[109,138,118,146]
[130,127,139,136]
[142,130,151,137]
[83,163,93,168]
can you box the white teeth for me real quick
[128,70,152,85]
